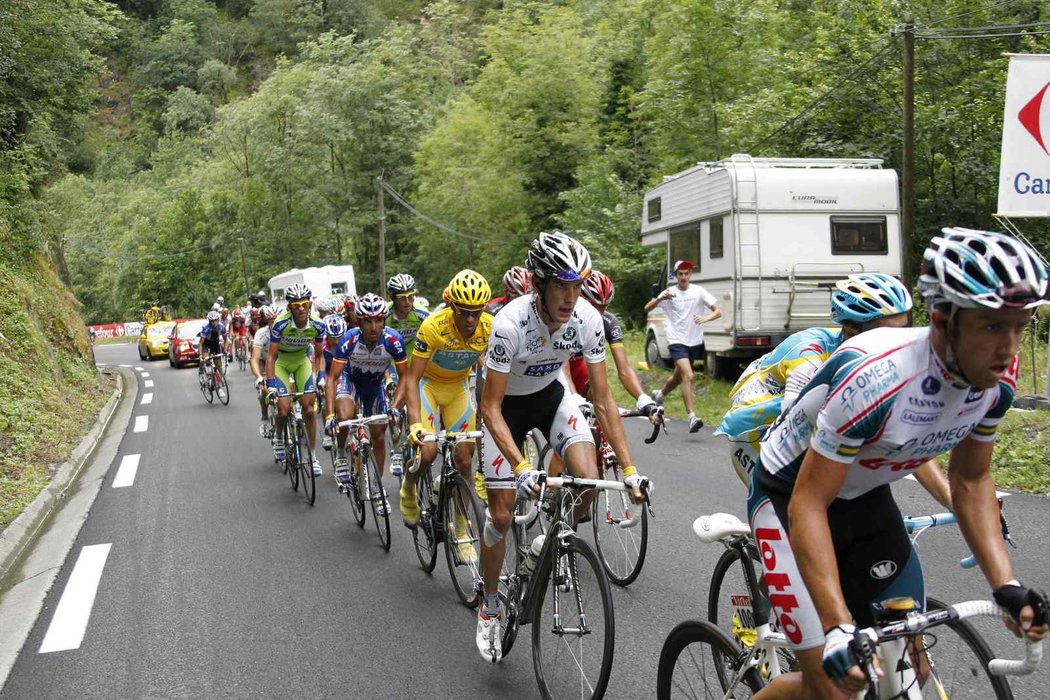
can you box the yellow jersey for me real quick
[412,307,493,383]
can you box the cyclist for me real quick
[251,305,277,437]
[339,294,359,331]
[399,270,493,560]
[247,307,261,338]
[475,231,649,663]
[324,293,408,514]
[486,266,532,316]
[230,308,249,362]
[319,314,347,451]
[387,273,429,357]
[265,284,326,476]
[197,310,229,383]
[746,228,1049,699]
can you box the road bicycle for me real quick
[272,391,316,505]
[198,355,229,405]
[497,473,649,700]
[408,430,486,607]
[658,502,1034,699]
[234,336,248,371]
[336,414,392,550]
[384,378,410,478]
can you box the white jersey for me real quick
[759,326,1016,500]
[252,326,270,351]
[657,283,717,346]
[485,294,606,396]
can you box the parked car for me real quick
[168,318,205,368]
[138,321,175,360]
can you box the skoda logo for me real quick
[870,560,898,580]
[920,377,941,395]
[563,326,577,341]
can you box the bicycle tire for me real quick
[443,472,485,608]
[286,424,299,491]
[656,619,765,700]
[498,497,529,658]
[530,534,614,700]
[297,419,315,506]
[215,372,230,405]
[411,464,439,572]
[917,597,1013,700]
[364,448,390,550]
[347,448,366,527]
[590,460,648,586]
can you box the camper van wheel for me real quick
[645,333,669,369]
[704,352,719,380]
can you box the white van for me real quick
[268,265,357,303]
[640,154,902,378]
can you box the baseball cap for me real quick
[673,260,695,272]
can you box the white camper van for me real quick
[268,265,357,303]
[640,154,902,379]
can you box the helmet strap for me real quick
[941,305,977,387]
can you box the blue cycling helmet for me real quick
[324,314,347,337]
[831,273,912,324]
[355,293,390,319]
[919,227,1048,310]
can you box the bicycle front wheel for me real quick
[590,462,648,586]
[346,450,366,527]
[498,497,530,659]
[919,597,1013,699]
[531,534,614,700]
[215,372,230,405]
[443,472,484,608]
[286,425,299,491]
[411,465,439,572]
[296,420,315,506]
[364,449,390,550]
[656,620,764,700]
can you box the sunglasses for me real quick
[393,292,416,299]
[289,300,311,309]
[453,305,485,318]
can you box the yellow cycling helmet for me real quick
[446,269,492,308]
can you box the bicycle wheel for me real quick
[531,534,614,700]
[296,419,315,506]
[498,497,530,659]
[917,597,1013,699]
[656,620,765,700]
[443,472,485,608]
[346,448,366,527]
[411,465,439,572]
[285,424,299,491]
[590,461,647,586]
[215,371,230,405]
[364,449,390,550]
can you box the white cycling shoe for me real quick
[476,606,503,663]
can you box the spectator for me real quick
[644,260,722,433]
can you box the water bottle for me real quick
[431,475,441,507]
[521,534,546,575]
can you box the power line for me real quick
[925,0,1019,28]
[919,20,1050,33]
[379,180,483,242]
[916,29,1050,40]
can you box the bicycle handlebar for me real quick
[618,405,666,444]
[904,497,1013,572]
[337,415,389,428]
[416,430,484,445]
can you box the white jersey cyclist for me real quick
[252,326,270,353]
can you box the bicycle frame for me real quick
[337,414,389,496]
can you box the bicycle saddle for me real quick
[693,513,750,543]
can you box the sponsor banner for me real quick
[87,321,145,339]
[997,54,1050,217]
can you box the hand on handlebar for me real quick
[821,624,880,695]
[515,466,542,499]
[623,473,649,504]
[408,422,429,447]
[994,583,1050,642]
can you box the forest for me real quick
[4,0,1049,324]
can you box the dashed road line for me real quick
[141,393,153,405]
[112,454,141,488]
[140,372,150,378]
[119,364,131,368]
[133,416,148,433]
[144,380,154,388]
[135,367,145,372]
[38,544,113,654]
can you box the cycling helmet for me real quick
[207,310,221,321]
[249,307,261,320]
[387,273,417,295]
[220,306,230,315]
[355,292,390,319]
[285,283,312,302]
[216,296,224,305]
[919,227,1048,310]
[211,302,221,312]
[503,266,532,297]
[446,269,492,308]
[233,308,244,318]
[830,273,912,325]
[582,270,615,306]
[525,231,592,282]
[324,314,347,338]
[263,304,278,320]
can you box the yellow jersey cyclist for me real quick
[746,228,1049,699]
[475,231,649,663]
[400,269,494,563]
[265,284,326,476]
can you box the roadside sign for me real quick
[997,54,1050,217]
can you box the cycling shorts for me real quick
[480,378,592,491]
[336,372,386,417]
[420,376,475,433]
[232,325,248,337]
[273,352,316,396]
[746,469,924,651]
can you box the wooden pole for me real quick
[902,13,915,288]
[377,174,386,290]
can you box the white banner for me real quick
[997,54,1050,217]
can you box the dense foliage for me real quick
[13,0,1050,325]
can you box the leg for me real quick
[370,423,386,477]
[675,356,696,414]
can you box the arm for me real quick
[250,343,264,380]
[913,458,952,511]
[480,369,525,471]
[325,357,346,419]
[694,302,722,325]
[264,341,279,382]
[403,353,427,426]
[949,438,1013,589]
[609,344,645,400]
[390,359,409,409]
[588,360,637,480]
[644,289,672,313]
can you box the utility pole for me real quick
[901,13,915,289]
[237,236,250,301]
[377,173,386,289]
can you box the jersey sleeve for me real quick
[603,312,625,347]
[971,356,1019,441]
[385,330,408,363]
[269,319,284,344]
[485,314,517,374]
[582,309,607,365]
[311,318,326,344]
[332,332,356,362]
[413,317,437,362]
[699,287,717,309]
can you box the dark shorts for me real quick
[668,343,705,364]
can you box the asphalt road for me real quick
[2,342,1049,698]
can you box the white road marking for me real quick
[112,454,140,488]
[135,367,144,372]
[140,372,150,378]
[141,393,153,405]
[119,364,131,368]
[904,474,916,481]
[144,380,154,388]
[38,544,113,653]
[133,416,148,433]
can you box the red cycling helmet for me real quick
[582,270,615,306]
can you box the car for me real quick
[168,318,205,368]
[138,321,175,360]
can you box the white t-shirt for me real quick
[657,283,717,347]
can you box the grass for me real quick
[611,327,1050,495]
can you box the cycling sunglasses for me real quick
[393,291,416,299]
[288,300,311,309]
[453,304,485,318]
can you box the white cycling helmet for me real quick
[284,283,312,302]
[525,231,592,282]
[207,310,221,321]
[387,273,417,295]
[831,273,912,325]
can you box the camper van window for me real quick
[331,283,346,295]
[710,217,724,258]
[647,197,662,223]
[274,288,285,300]
[669,222,701,271]
[830,217,887,255]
